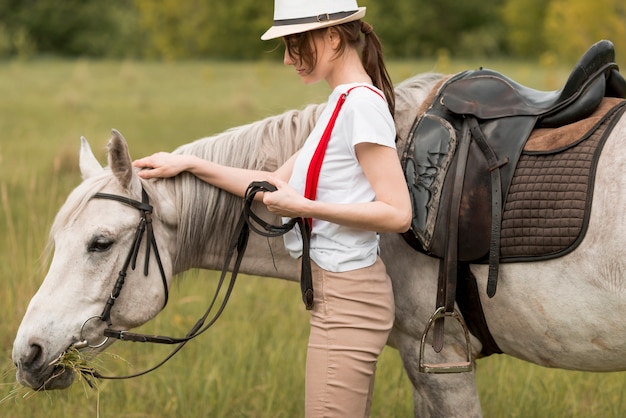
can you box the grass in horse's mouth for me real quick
[1,346,128,404]
[0,346,99,404]
[48,345,100,389]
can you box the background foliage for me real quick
[0,0,624,61]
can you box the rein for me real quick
[84,181,311,380]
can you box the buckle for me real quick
[317,13,330,22]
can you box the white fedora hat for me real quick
[261,0,366,40]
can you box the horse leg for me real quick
[380,234,483,416]
[392,329,483,417]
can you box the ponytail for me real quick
[334,21,395,116]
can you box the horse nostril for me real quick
[23,343,43,369]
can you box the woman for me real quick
[133,1,411,416]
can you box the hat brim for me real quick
[261,7,366,40]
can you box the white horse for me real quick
[11,72,626,417]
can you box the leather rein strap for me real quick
[242,182,314,310]
[91,181,311,380]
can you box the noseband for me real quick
[78,181,311,380]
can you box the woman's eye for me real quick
[88,237,114,253]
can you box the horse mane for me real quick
[170,103,326,271]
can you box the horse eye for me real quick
[88,237,114,253]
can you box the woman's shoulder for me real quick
[342,84,391,120]
[337,85,396,144]
[337,83,385,101]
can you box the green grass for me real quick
[1,57,625,417]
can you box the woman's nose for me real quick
[283,48,295,65]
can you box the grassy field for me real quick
[1,56,625,417]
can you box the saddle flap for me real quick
[404,113,458,249]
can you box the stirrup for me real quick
[419,306,473,373]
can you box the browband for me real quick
[273,10,357,27]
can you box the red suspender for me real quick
[303,85,385,229]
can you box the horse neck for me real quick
[166,104,324,278]
[393,72,445,156]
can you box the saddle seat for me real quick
[442,40,625,128]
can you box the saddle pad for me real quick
[499,100,626,261]
[525,97,625,152]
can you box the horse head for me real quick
[12,130,178,390]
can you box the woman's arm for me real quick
[262,143,412,233]
[133,152,298,198]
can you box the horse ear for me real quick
[108,129,141,192]
[79,136,104,179]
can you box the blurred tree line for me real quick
[0,0,624,62]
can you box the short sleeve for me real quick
[338,88,397,154]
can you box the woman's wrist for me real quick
[186,155,218,182]
[185,155,206,174]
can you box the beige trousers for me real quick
[305,257,395,418]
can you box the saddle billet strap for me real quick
[467,118,509,298]
[433,122,472,353]
[456,264,502,355]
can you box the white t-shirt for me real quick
[283,83,396,272]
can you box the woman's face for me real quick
[283,29,337,85]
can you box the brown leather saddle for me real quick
[401,40,626,371]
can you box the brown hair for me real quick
[283,21,395,116]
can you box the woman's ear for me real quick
[327,27,340,48]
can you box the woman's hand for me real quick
[133,153,197,179]
[263,176,309,218]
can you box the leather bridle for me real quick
[94,188,169,327]
[77,181,311,380]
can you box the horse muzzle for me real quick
[14,342,76,390]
